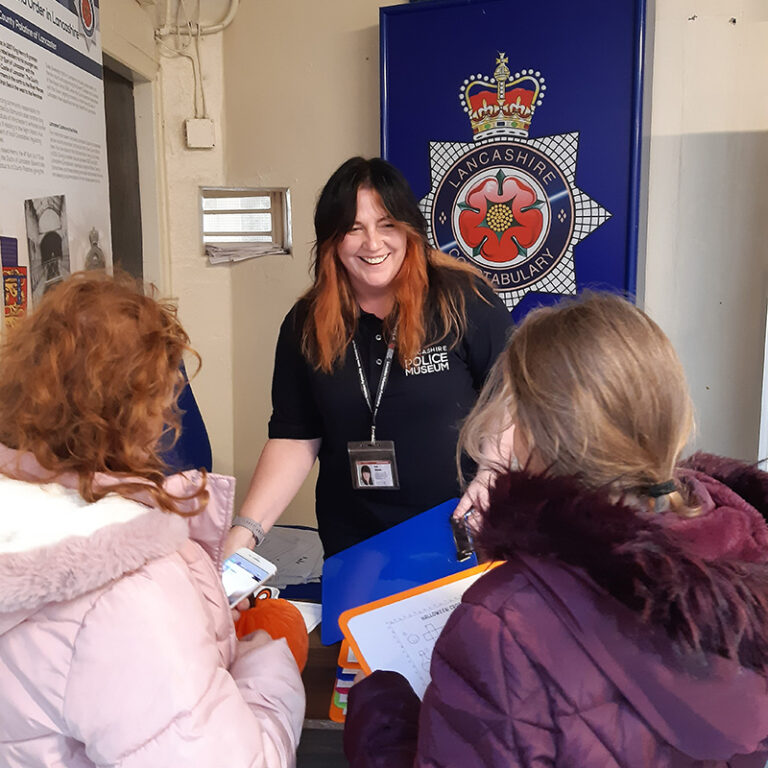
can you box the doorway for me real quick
[103,65,143,279]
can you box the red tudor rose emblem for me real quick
[457,169,545,263]
[81,0,93,28]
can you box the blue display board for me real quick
[322,498,474,644]
[381,0,648,321]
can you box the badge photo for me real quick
[348,440,400,490]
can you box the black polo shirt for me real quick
[268,280,512,557]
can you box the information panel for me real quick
[0,0,110,326]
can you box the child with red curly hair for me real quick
[0,272,304,767]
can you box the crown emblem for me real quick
[459,54,545,141]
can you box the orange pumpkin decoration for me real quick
[234,598,309,672]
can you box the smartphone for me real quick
[450,512,475,562]
[221,548,277,608]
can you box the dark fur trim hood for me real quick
[476,454,768,671]
[681,451,768,519]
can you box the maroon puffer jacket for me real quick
[344,454,768,767]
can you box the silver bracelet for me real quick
[230,515,265,547]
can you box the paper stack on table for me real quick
[257,526,324,590]
[328,639,362,723]
[288,600,323,634]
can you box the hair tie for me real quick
[645,479,676,498]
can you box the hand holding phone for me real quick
[221,548,277,608]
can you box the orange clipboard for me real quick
[338,562,500,698]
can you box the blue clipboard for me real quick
[321,498,478,644]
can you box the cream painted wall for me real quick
[223,0,405,525]
[101,0,157,82]
[102,2,235,476]
[644,0,768,461]
[156,35,236,475]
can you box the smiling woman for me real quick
[227,157,513,559]
[335,188,408,310]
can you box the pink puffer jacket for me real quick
[0,445,305,767]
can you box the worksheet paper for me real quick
[344,569,487,698]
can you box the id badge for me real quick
[347,440,399,490]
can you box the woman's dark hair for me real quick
[302,157,486,372]
[313,157,431,266]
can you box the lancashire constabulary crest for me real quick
[420,53,611,310]
[77,0,96,50]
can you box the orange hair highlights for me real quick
[302,208,484,372]
[0,271,207,516]
[301,157,488,372]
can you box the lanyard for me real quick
[351,325,397,444]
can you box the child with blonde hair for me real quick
[345,292,768,768]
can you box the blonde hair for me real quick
[460,292,695,513]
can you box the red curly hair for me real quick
[0,271,207,515]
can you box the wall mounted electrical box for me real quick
[185,118,215,149]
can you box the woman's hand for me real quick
[454,424,517,520]
[453,467,495,520]
[223,524,257,562]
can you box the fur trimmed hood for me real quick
[0,443,236,636]
[476,453,768,671]
[0,476,189,630]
